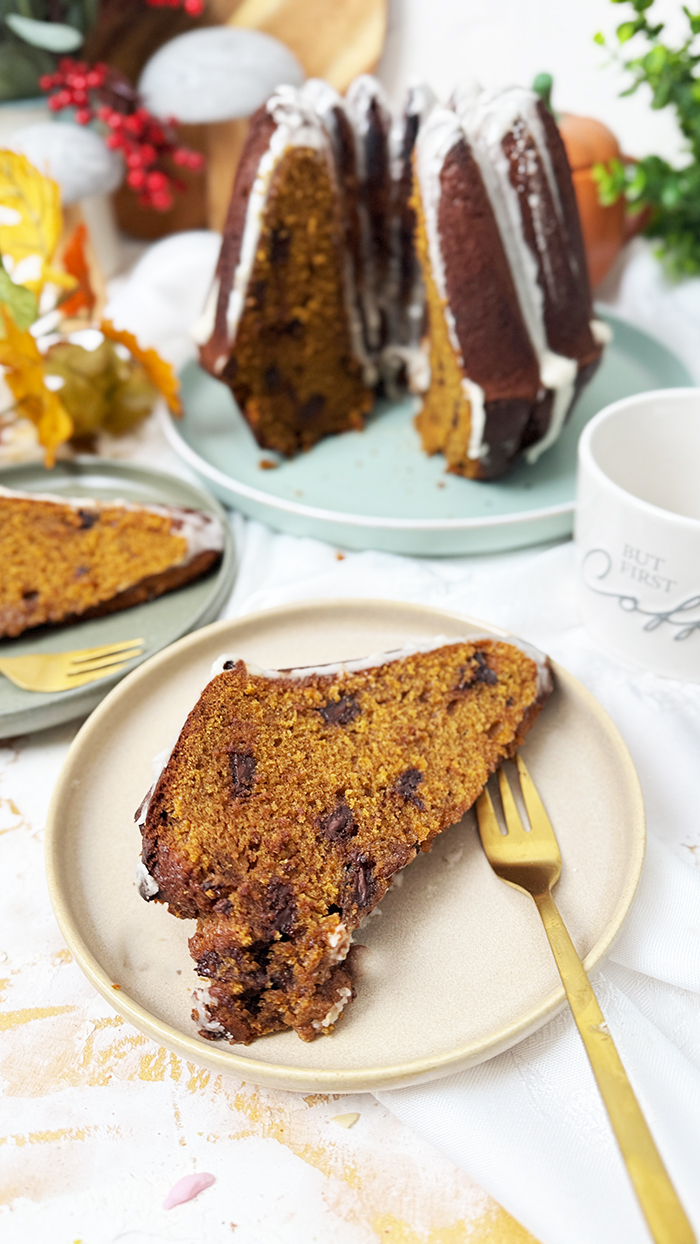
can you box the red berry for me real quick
[48,95,62,111]
[150,189,173,211]
[127,169,146,188]
[139,143,157,166]
[184,0,204,13]
[38,74,54,91]
[146,169,167,191]
[75,108,91,125]
[105,133,122,150]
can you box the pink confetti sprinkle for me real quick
[163,1172,216,1209]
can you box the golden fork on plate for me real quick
[0,638,145,692]
[476,755,695,1244]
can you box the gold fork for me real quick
[476,755,695,1244]
[0,638,145,692]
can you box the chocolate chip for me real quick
[318,695,360,726]
[21,589,38,603]
[213,897,233,915]
[281,318,304,339]
[270,227,290,266]
[196,949,221,977]
[299,393,325,423]
[264,364,281,393]
[74,565,89,578]
[456,650,498,690]
[229,751,255,797]
[266,879,296,935]
[77,509,98,529]
[319,800,356,843]
[223,660,235,670]
[393,768,425,809]
[345,851,376,911]
[238,987,263,1015]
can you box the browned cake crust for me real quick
[139,638,551,1044]
[0,491,223,639]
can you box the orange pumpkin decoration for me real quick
[557,112,628,289]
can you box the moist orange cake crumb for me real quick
[0,486,224,639]
[138,638,552,1044]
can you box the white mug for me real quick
[575,389,700,682]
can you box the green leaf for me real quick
[617,20,638,42]
[0,258,37,331]
[593,31,605,45]
[4,14,84,53]
[0,38,54,103]
[532,72,554,111]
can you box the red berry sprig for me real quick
[39,58,204,212]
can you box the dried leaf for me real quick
[0,256,38,330]
[44,337,158,438]
[100,320,182,415]
[59,222,96,318]
[0,308,72,464]
[0,150,63,294]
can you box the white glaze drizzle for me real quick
[591,318,613,345]
[0,484,224,563]
[463,377,488,460]
[311,986,353,1031]
[135,860,159,899]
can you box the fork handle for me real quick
[534,889,695,1244]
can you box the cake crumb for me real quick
[259,458,278,470]
[331,1112,360,1129]
[336,552,345,560]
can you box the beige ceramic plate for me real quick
[46,600,645,1093]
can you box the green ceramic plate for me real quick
[164,310,692,556]
[0,459,236,739]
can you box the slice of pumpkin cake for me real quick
[137,636,552,1045]
[196,85,373,456]
[0,485,224,639]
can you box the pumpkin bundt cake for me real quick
[0,485,224,639]
[137,636,552,1044]
[197,76,608,479]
